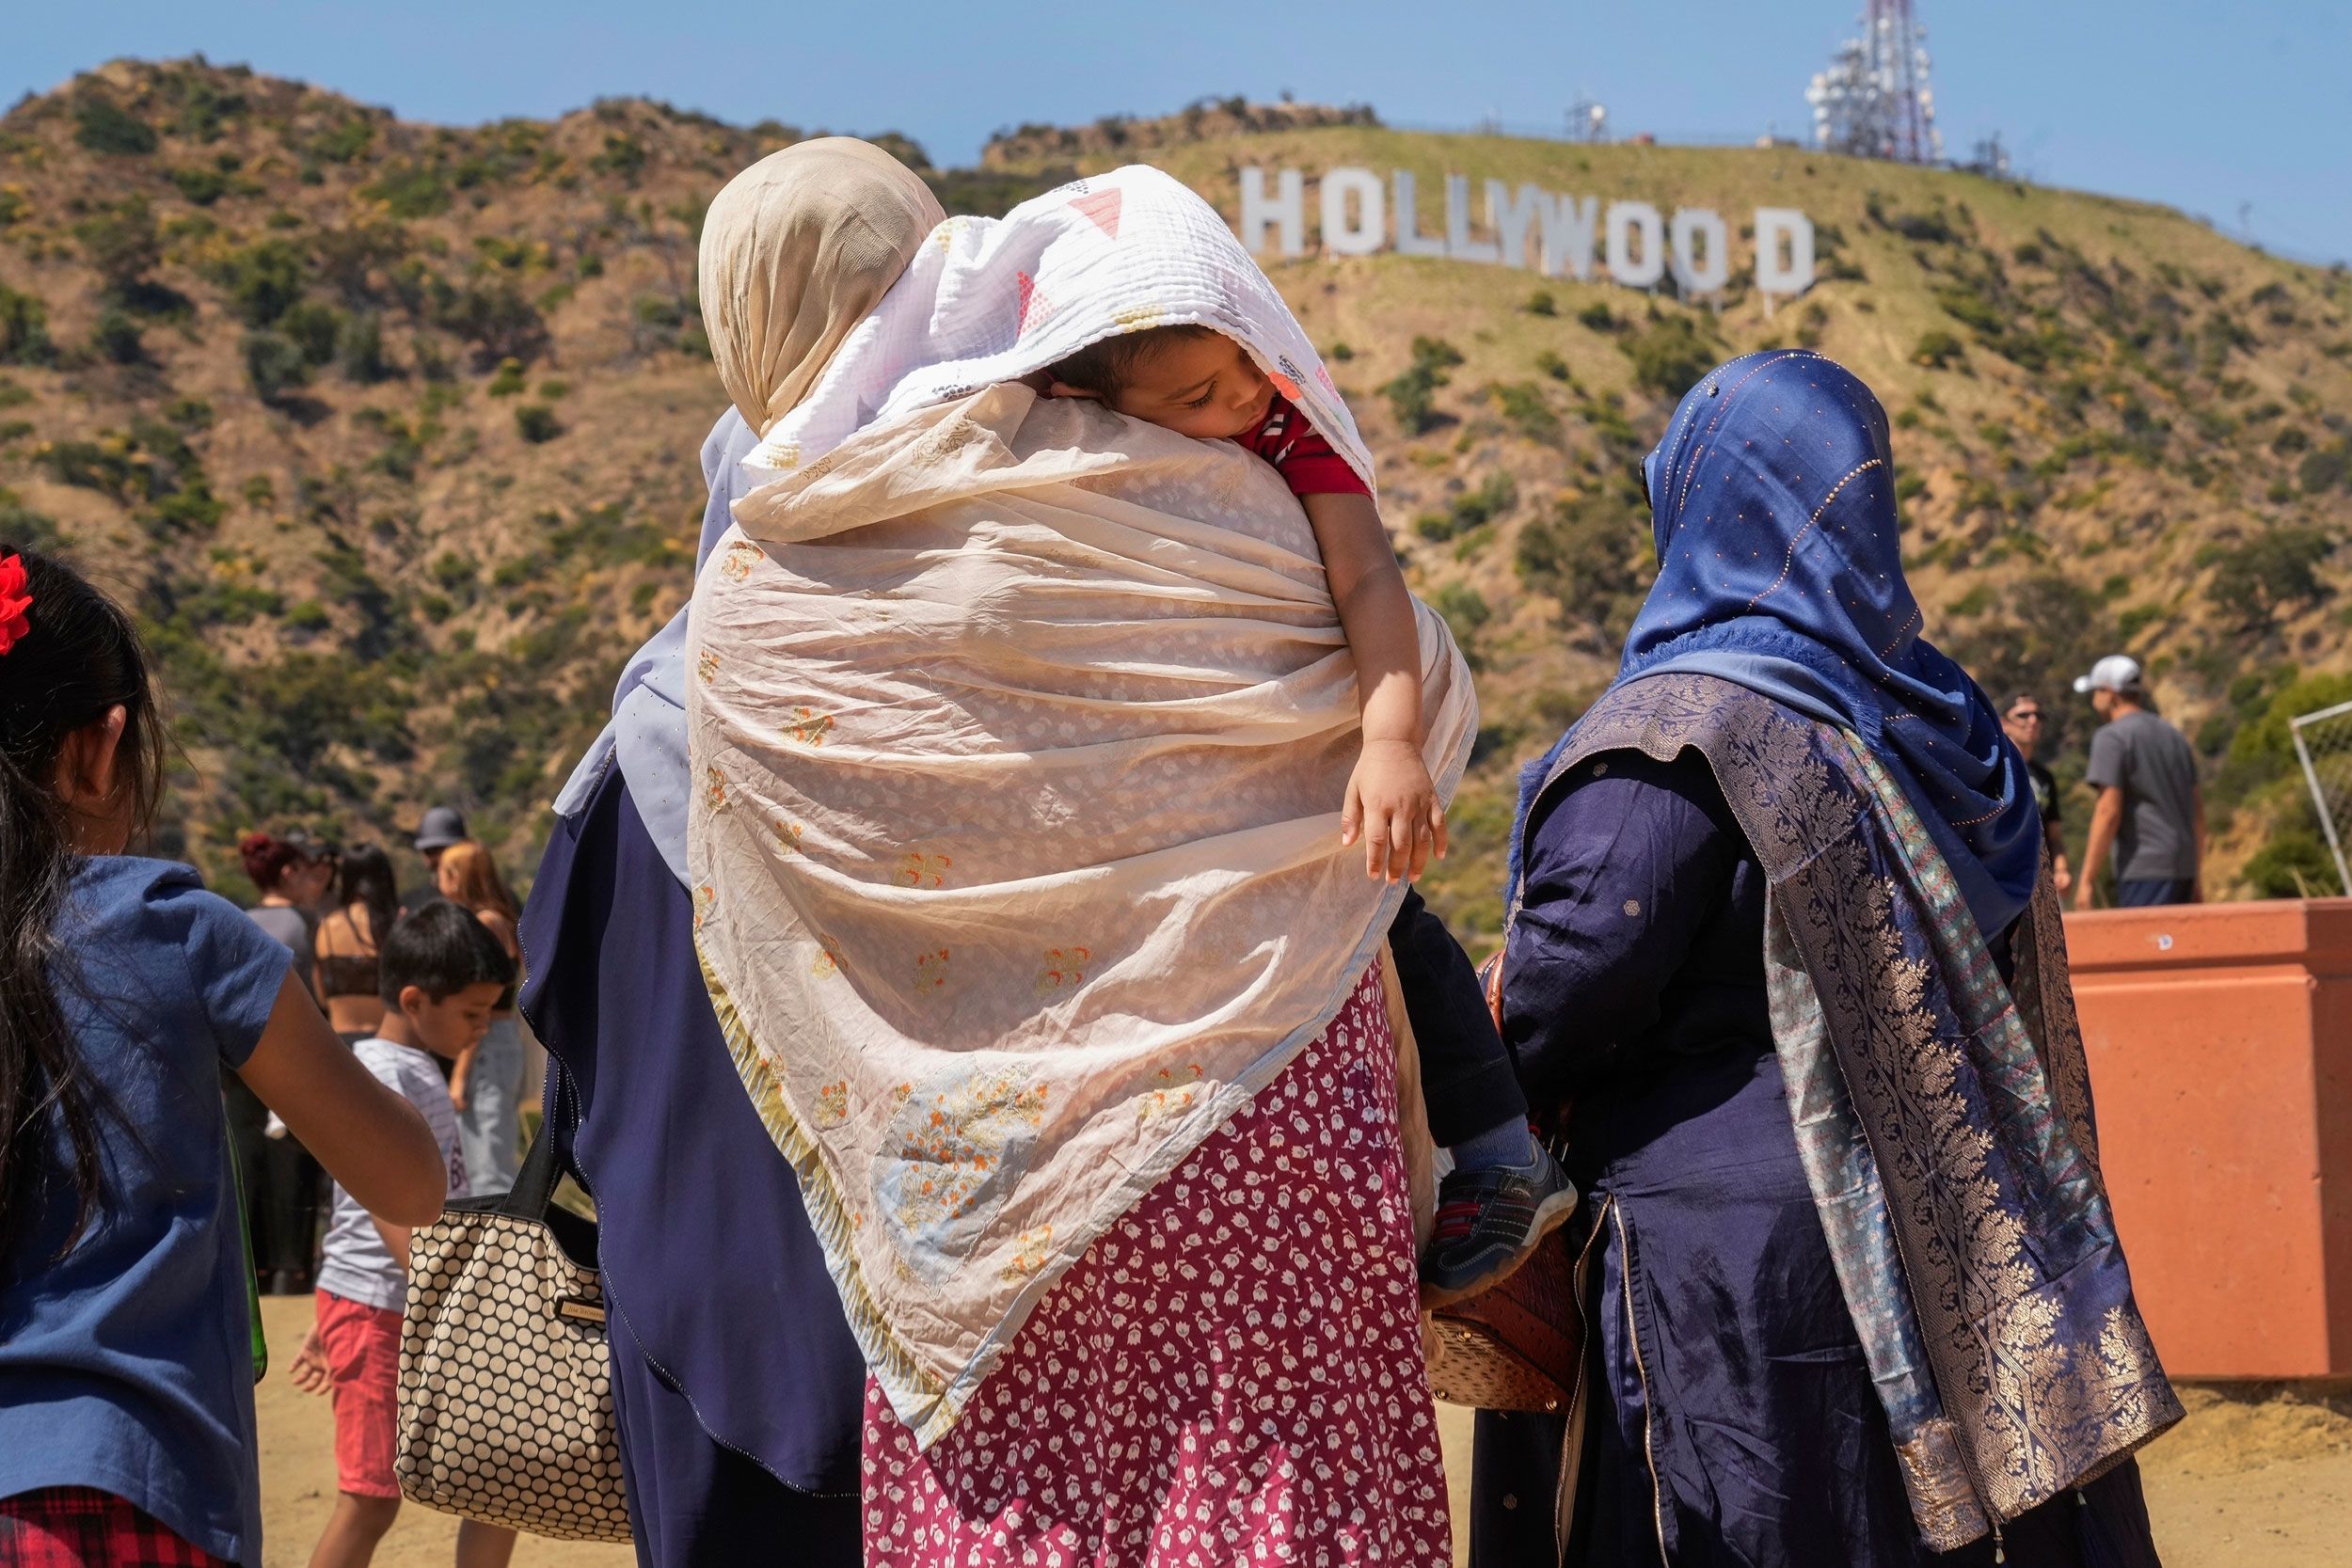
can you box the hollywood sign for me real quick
[1235,167,1817,298]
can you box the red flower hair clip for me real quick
[0,552,31,657]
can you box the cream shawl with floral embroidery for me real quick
[685,380,1473,1446]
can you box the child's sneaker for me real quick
[1419,1147,1579,1308]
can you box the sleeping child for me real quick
[1046,325,1575,1304]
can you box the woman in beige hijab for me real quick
[688,167,1468,1563]
[523,137,941,1568]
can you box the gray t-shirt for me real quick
[244,903,311,961]
[2085,709,2200,882]
[316,1037,466,1312]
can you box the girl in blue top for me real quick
[0,545,449,1567]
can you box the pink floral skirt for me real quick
[861,961,1451,1567]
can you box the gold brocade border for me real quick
[1518,672,2182,1544]
[695,940,957,1445]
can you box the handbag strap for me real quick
[499,1103,564,1221]
[222,1093,267,1384]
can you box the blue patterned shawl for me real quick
[1555,349,2040,942]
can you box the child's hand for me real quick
[1342,738,1446,883]
[289,1325,330,1396]
[448,1069,469,1114]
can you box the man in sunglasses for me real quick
[2002,693,2074,895]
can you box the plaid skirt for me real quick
[0,1488,229,1568]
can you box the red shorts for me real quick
[316,1288,405,1499]
[0,1487,227,1567]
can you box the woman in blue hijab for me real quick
[1469,352,2176,1566]
[519,141,945,1566]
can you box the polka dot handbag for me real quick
[395,1117,630,1543]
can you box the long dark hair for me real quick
[334,843,399,947]
[0,546,166,1260]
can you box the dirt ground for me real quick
[256,1296,2352,1566]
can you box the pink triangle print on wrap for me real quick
[1069,188,1123,240]
[1016,271,1057,336]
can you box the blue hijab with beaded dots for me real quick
[1533,348,2040,942]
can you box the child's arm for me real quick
[1303,490,1446,882]
[449,1041,476,1112]
[238,970,448,1226]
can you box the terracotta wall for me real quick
[2065,900,2352,1379]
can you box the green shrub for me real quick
[515,403,563,443]
[1534,349,1569,382]
[169,77,246,143]
[1525,289,1556,317]
[1940,573,2115,756]
[360,162,452,218]
[1379,336,1464,435]
[1430,581,1492,657]
[1621,315,1716,401]
[168,166,230,206]
[1575,301,1616,332]
[75,198,161,298]
[284,600,331,633]
[431,279,547,367]
[336,311,393,383]
[0,286,54,366]
[2300,444,2349,495]
[1492,382,1560,445]
[2245,827,2341,898]
[1516,482,1646,638]
[429,551,478,590]
[91,307,146,364]
[305,117,374,165]
[591,135,649,182]
[209,240,307,325]
[279,300,343,365]
[2201,527,2333,628]
[486,357,527,397]
[1884,204,1959,244]
[2226,674,2352,792]
[243,329,310,404]
[73,96,158,156]
[164,397,213,430]
[1914,329,1965,369]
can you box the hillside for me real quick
[3,61,2347,925]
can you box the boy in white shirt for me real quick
[292,903,516,1568]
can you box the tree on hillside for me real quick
[75,198,162,300]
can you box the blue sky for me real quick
[13,0,2350,264]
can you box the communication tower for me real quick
[1807,0,1944,165]
[1566,94,1610,144]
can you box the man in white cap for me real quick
[2074,655,2202,909]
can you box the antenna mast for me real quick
[1807,0,1944,165]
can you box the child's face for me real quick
[1104,334,1274,440]
[399,981,504,1062]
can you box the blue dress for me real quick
[1469,750,2160,1567]
[518,764,864,1566]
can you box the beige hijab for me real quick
[698,137,945,437]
